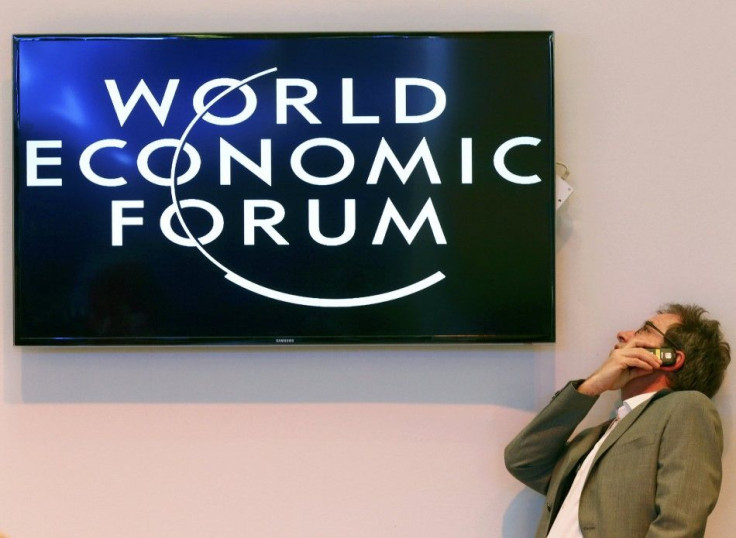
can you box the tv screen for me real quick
[13,32,555,345]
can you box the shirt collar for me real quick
[617,391,657,419]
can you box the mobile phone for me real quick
[647,347,677,366]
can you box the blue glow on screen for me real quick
[14,33,555,345]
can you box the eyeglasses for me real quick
[644,320,682,351]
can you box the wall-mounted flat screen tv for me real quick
[13,32,555,345]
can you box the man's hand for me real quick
[577,344,663,396]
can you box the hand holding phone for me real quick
[647,347,677,367]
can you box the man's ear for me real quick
[661,350,686,372]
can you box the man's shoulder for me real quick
[650,389,719,417]
[657,389,714,404]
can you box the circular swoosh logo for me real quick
[168,67,445,308]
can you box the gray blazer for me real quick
[504,381,723,537]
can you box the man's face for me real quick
[615,313,681,350]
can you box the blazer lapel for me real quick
[593,389,671,463]
[547,422,611,520]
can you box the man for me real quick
[505,304,731,537]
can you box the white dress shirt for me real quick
[546,391,656,538]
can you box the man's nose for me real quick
[617,330,633,344]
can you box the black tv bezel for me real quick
[12,31,556,347]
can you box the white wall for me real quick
[2,1,735,537]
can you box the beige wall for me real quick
[2,1,735,536]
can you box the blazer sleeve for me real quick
[645,391,723,537]
[504,380,599,494]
